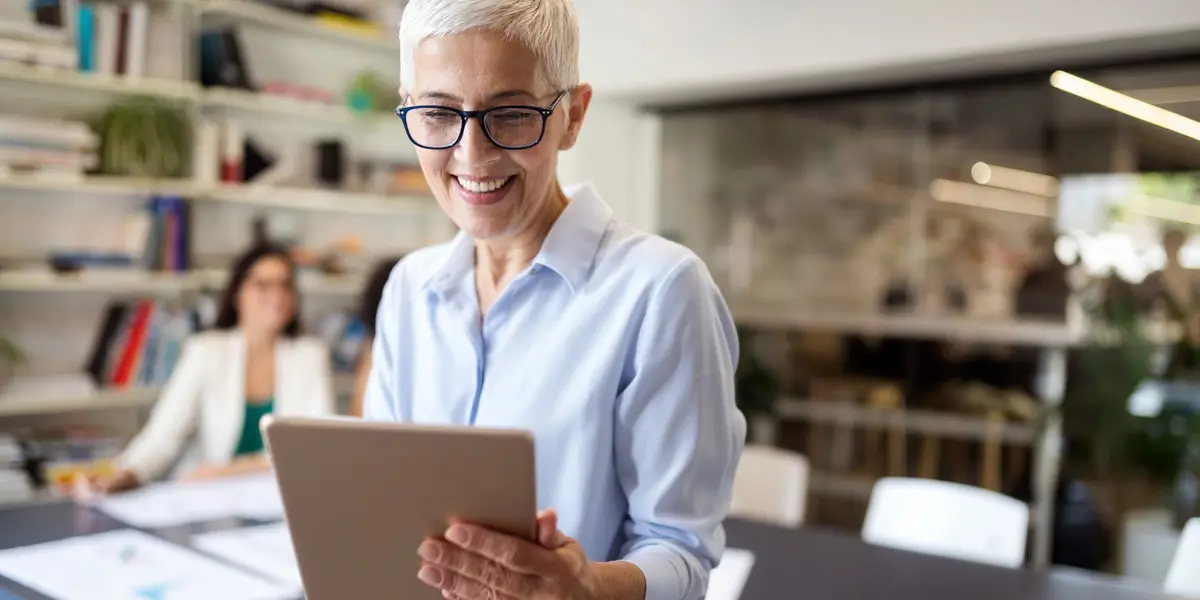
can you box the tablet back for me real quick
[262,416,537,600]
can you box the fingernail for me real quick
[418,542,440,561]
[446,526,468,544]
[418,566,442,586]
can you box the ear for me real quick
[558,83,593,151]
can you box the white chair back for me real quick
[862,477,1029,568]
[1165,517,1200,597]
[730,445,808,528]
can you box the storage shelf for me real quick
[197,0,398,51]
[202,86,396,127]
[0,269,364,296]
[0,386,160,417]
[0,269,217,294]
[0,63,199,101]
[732,300,1083,347]
[0,374,358,418]
[773,398,1039,445]
[204,183,430,216]
[0,175,433,217]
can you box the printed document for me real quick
[705,548,755,600]
[192,522,302,594]
[96,473,284,528]
[0,529,295,600]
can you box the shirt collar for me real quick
[421,182,613,295]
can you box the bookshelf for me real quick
[0,387,160,418]
[0,62,200,100]
[0,174,432,217]
[200,85,397,125]
[0,372,356,418]
[0,269,368,296]
[196,0,399,52]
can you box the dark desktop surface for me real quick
[0,501,1181,600]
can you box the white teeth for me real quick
[456,176,510,193]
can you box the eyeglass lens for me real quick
[406,107,545,149]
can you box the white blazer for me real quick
[117,330,336,482]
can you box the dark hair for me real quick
[359,256,404,336]
[213,243,301,337]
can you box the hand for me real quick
[417,509,595,600]
[71,469,139,501]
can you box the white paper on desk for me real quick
[0,529,295,600]
[192,522,302,594]
[705,548,755,600]
[97,474,284,528]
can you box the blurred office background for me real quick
[1,0,1200,590]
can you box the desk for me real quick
[0,501,1184,600]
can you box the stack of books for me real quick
[7,0,185,81]
[0,114,97,178]
[0,434,32,506]
[0,17,75,70]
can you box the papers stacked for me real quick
[706,548,755,600]
[193,522,302,595]
[0,529,295,600]
[96,473,284,528]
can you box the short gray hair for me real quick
[399,0,580,93]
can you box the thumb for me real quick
[536,509,569,548]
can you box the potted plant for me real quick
[0,335,25,394]
[735,327,780,445]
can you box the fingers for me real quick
[419,540,538,597]
[418,560,521,600]
[445,524,557,575]
[536,509,558,547]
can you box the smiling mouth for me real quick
[453,175,515,206]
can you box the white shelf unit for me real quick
[0,269,365,296]
[200,86,395,126]
[0,175,432,217]
[0,372,357,418]
[0,387,161,418]
[196,0,399,52]
[0,64,401,131]
[0,63,200,101]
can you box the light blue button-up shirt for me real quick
[364,182,746,600]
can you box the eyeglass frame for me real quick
[395,90,569,151]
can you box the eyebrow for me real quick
[417,89,538,103]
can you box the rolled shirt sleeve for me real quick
[614,255,746,600]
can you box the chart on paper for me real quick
[96,473,284,528]
[192,522,302,594]
[0,529,295,600]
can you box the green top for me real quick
[234,398,275,457]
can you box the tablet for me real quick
[260,415,537,600]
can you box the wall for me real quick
[574,0,1200,103]
[557,98,663,233]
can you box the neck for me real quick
[241,327,277,350]
[475,187,568,288]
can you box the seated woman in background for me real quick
[350,255,403,417]
[87,243,336,494]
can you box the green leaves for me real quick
[94,97,193,178]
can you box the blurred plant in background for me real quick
[92,97,192,178]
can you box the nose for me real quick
[455,117,500,165]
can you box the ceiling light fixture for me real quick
[1050,70,1200,142]
[970,161,1059,197]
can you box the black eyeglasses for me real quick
[396,91,568,151]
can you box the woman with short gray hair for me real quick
[364,1,746,599]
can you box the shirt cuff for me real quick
[622,543,707,600]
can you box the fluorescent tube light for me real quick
[1050,70,1200,142]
